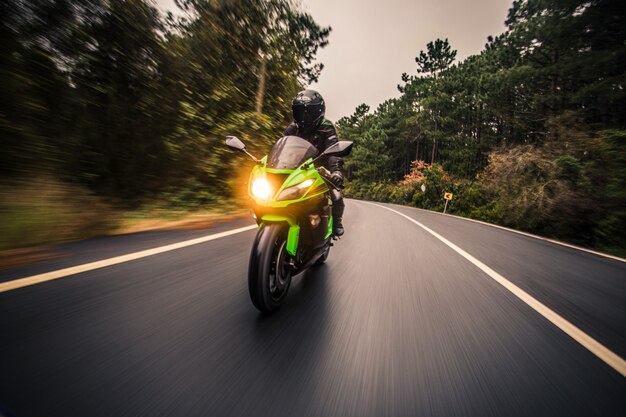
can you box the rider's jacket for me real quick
[283,119,343,174]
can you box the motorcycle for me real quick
[225,135,353,313]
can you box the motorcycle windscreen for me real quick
[267,136,318,169]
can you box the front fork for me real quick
[259,214,300,256]
[256,193,334,256]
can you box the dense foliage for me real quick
[340,0,626,254]
[0,0,330,205]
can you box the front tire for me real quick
[248,224,293,314]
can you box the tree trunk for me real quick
[255,55,267,114]
[430,115,438,164]
[415,136,420,161]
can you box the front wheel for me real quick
[248,224,293,314]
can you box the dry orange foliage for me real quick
[399,160,447,186]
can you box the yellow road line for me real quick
[0,225,257,294]
[371,202,626,378]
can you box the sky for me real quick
[156,0,513,121]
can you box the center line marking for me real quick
[0,225,257,294]
[370,202,626,378]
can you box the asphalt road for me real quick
[1,200,625,416]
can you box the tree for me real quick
[407,39,458,164]
[415,38,457,78]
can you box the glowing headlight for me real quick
[277,179,315,201]
[251,178,272,199]
[300,179,314,188]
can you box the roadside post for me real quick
[443,192,453,214]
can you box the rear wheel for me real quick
[248,224,293,314]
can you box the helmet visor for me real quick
[293,105,321,129]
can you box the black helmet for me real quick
[292,89,325,131]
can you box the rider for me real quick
[283,89,345,236]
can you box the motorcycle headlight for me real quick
[276,179,315,201]
[251,177,272,200]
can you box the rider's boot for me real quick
[332,204,344,236]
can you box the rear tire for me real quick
[248,224,293,314]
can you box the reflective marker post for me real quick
[443,192,453,214]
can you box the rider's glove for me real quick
[330,171,344,187]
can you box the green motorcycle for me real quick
[225,135,353,313]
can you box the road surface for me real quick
[1,200,625,416]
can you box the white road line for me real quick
[370,202,626,378]
[368,200,626,263]
[443,214,626,263]
[0,225,257,294]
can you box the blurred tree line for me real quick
[341,0,626,254]
[0,0,330,206]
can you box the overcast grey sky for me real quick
[157,0,512,120]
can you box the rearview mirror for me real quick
[225,136,246,151]
[225,135,261,163]
[301,140,354,170]
[321,141,353,158]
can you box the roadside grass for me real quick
[115,206,249,235]
[0,178,249,254]
[0,178,118,251]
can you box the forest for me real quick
[0,0,330,248]
[1,0,625,255]
[340,0,626,255]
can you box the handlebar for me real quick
[317,166,331,178]
[316,166,342,190]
